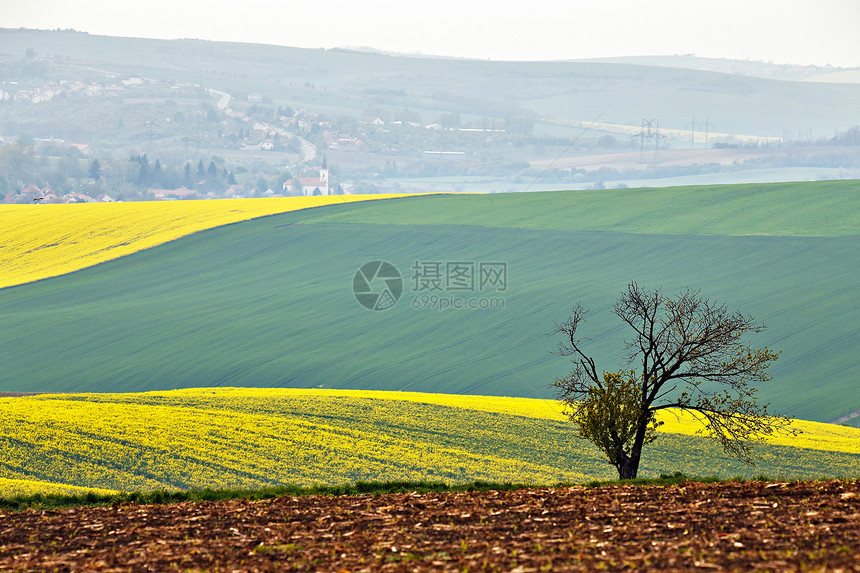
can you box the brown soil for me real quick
[1,480,858,571]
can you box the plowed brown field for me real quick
[1,480,858,571]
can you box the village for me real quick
[0,66,525,203]
[2,38,857,205]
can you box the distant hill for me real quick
[2,28,857,136]
[579,55,860,82]
[1,28,858,198]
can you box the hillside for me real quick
[0,194,407,288]
[0,182,857,425]
[2,29,857,137]
[0,389,857,497]
[0,477,117,498]
[298,180,860,236]
[1,28,858,200]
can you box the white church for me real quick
[283,157,330,196]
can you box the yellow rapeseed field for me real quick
[0,195,409,289]
[655,408,860,455]
[0,388,857,497]
[184,388,859,454]
[3,197,855,498]
[0,478,117,498]
[0,390,587,494]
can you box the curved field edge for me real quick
[0,477,118,498]
[0,194,412,289]
[1,213,856,422]
[296,180,860,237]
[2,180,857,290]
[126,387,860,454]
[1,388,857,497]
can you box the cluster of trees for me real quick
[127,154,236,193]
[829,125,860,146]
[0,58,48,81]
[0,141,92,199]
[0,140,253,202]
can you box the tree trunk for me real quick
[617,453,640,479]
[615,421,648,479]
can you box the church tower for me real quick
[320,155,329,185]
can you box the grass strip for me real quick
[6,473,858,512]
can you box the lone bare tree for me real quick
[552,282,796,479]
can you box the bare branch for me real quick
[549,304,600,389]
[552,282,795,479]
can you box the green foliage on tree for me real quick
[88,159,101,182]
[552,282,796,480]
[152,159,163,187]
[568,370,662,476]
[275,171,292,191]
[505,115,534,136]
[255,177,269,193]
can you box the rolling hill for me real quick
[2,28,859,197]
[2,28,858,138]
[0,194,407,289]
[1,389,857,496]
[0,181,857,425]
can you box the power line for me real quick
[684,116,714,148]
[632,119,666,163]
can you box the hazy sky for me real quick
[2,0,859,67]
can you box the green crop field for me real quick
[0,389,857,497]
[0,182,858,427]
[299,180,860,236]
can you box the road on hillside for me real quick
[210,88,317,164]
